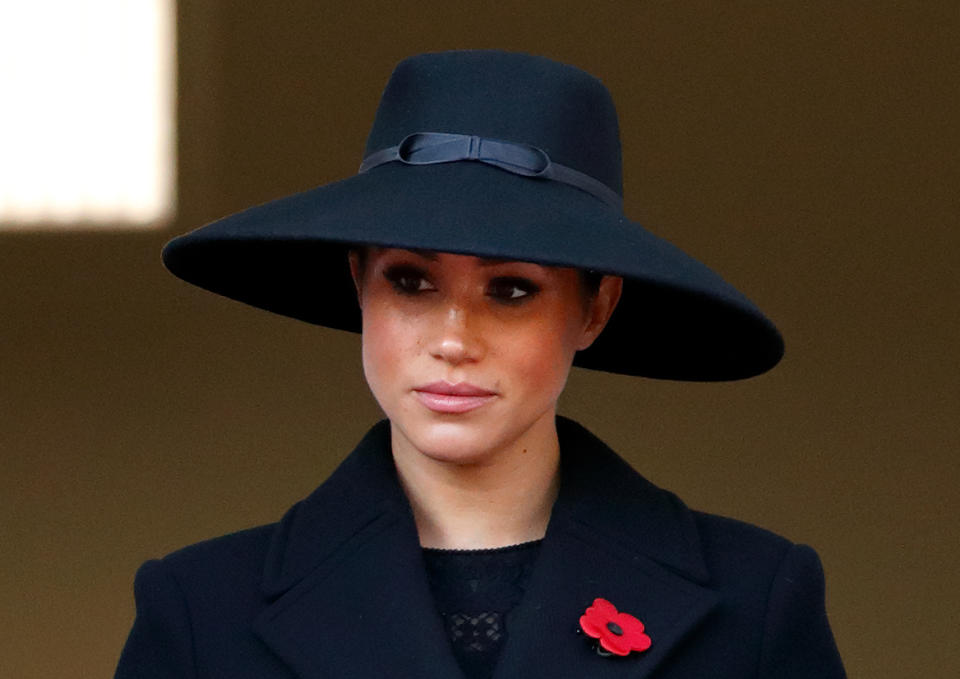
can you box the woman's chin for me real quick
[393,419,505,466]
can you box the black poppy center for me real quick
[606,621,624,636]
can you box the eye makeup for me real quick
[383,264,434,295]
[376,250,547,306]
[487,277,541,303]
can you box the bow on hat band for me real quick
[358,132,623,210]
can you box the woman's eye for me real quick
[384,266,434,294]
[488,277,539,302]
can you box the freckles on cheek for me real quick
[362,308,418,381]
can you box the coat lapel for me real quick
[493,418,719,678]
[253,421,464,678]
[254,417,719,679]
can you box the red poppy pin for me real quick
[579,597,652,657]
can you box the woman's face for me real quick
[349,247,621,465]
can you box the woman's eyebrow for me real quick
[401,249,521,268]
[401,248,438,261]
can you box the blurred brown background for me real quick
[2,2,958,677]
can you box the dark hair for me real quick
[579,269,604,299]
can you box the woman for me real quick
[116,50,845,678]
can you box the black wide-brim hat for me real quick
[163,50,783,380]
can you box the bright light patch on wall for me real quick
[0,1,175,228]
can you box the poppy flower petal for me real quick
[579,614,605,639]
[588,598,618,617]
[632,633,652,652]
[612,612,648,648]
[599,633,632,656]
[615,612,646,635]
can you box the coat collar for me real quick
[254,417,719,678]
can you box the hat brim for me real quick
[163,161,783,380]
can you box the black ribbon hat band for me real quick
[359,132,624,210]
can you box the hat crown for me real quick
[364,50,623,196]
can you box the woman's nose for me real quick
[430,304,484,365]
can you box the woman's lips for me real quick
[413,382,497,414]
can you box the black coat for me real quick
[115,417,845,678]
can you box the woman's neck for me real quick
[390,414,561,550]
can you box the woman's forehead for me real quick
[367,246,547,269]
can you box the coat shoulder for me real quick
[117,523,290,678]
[688,510,824,625]
[690,511,845,676]
[155,522,278,594]
[692,510,795,571]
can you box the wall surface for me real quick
[2,2,958,677]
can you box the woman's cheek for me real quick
[513,326,575,396]
[361,306,407,398]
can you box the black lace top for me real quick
[422,540,542,679]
